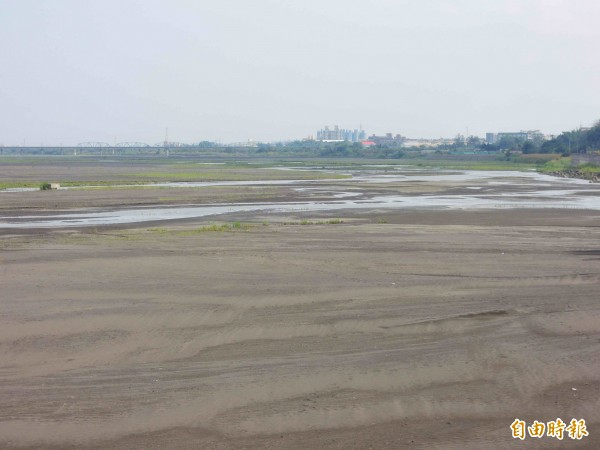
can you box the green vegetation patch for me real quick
[538,157,600,178]
[282,219,344,226]
[406,159,538,171]
[511,153,561,165]
[577,164,600,174]
[60,180,149,187]
[147,222,253,235]
[539,157,572,173]
[0,182,41,190]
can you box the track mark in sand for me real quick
[572,249,600,261]
[0,329,129,352]
[572,249,600,256]
[213,381,504,437]
[397,272,600,285]
[379,309,511,330]
[457,310,509,319]
[526,310,600,337]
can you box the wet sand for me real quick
[1,163,600,448]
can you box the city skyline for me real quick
[0,122,591,148]
[1,1,599,146]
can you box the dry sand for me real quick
[1,206,600,449]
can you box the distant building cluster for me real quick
[316,125,366,142]
[485,130,545,144]
[401,138,455,148]
[366,133,406,147]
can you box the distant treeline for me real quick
[2,121,598,158]
[538,120,600,155]
[482,120,600,155]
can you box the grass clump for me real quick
[191,224,232,232]
[147,227,169,234]
[39,182,52,190]
[146,222,254,236]
[283,218,343,226]
[180,222,253,234]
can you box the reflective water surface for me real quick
[1,170,599,228]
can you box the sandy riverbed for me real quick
[1,164,600,449]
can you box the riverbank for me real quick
[538,156,600,183]
[544,168,600,183]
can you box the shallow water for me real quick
[1,170,599,228]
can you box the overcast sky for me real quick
[1,0,599,145]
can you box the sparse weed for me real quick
[145,223,253,235]
[147,227,168,233]
[282,218,343,226]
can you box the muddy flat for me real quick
[1,162,600,449]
